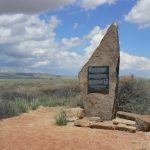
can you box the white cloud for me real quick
[0,14,28,26]
[61,37,83,49]
[0,14,84,73]
[0,14,149,76]
[0,0,76,14]
[125,0,150,28]
[84,26,107,56]
[0,14,59,69]
[55,51,84,69]
[80,0,117,10]
[120,51,150,72]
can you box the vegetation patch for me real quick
[0,76,150,119]
[0,78,81,119]
[118,75,150,115]
[55,110,68,126]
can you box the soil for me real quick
[0,107,150,150]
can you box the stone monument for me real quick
[79,22,120,121]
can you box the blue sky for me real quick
[0,0,149,77]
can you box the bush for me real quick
[0,78,81,119]
[30,99,40,110]
[15,99,29,113]
[55,111,68,126]
[118,75,150,115]
[0,99,19,119]
[0,99,29,119]
[42,85,80,97]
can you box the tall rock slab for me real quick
[79,23,120,121]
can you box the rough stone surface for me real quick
[136,118,150,132]
[63,107,84,121]
[115,124,136,133]
[117,111,150,132]
[89,121,136,133]
[90,121,115,130]
[145,132,150,137]
[79,23,120,121]
[74,118,90,127]
[112,118,136,127]
[89,117,102,122]
[117,111,138,121]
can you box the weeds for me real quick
[0,99,29,119]
[30,99,40,110]
[118,75,150,115]
[0,78,81,119]
[55,111,68,126]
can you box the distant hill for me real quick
[0,72,61,79]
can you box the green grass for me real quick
[0,99,29,119]
[0,76,150,119]
[55,111,68,126]
[118,76,150,115]
[29,99,40,110]
[0,78,81,119]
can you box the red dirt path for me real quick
[0,107,150,150]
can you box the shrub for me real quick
[0,78,81,119]
[118,75,150,115]
[0,99,19,119]
[30,99,40,110]
[42,85,80,97]
[0,99,29,119]
[15,99,29,113]
[55,111,68,126]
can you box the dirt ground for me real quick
[0,107,150,150]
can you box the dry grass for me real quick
[0,78,81,119]
[118,75,150,115]
[0,75,150,119]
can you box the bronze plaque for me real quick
[88,66,109,94]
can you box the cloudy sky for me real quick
[0,0,150,77]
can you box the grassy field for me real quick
[0,76,150,119]
[0,78,81,119]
